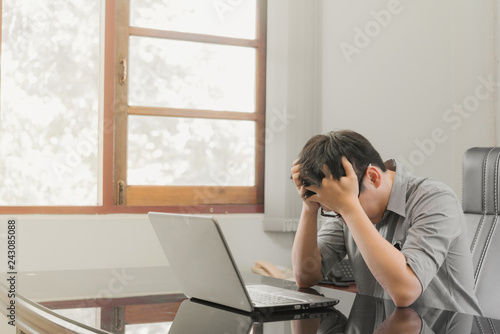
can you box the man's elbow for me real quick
[390,267,423,307]
[391,288,421,308]
[294,271,322,288]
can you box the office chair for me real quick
[462,147,500,320]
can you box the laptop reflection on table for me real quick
[169,299,346,334]
[169,300,253,334]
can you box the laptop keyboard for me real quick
[248,289,303,305]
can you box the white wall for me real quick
[264,0,323,231]
[0,214,293,273]
[321,0,497,196]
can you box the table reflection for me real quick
[169,300,253,334]
[6,268,500,334]
[170,299,347,334]
[290,293,500,334]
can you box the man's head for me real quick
[297,130,387,196]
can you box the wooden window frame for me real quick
[0,0,266,214]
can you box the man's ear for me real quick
[366,166,382,188]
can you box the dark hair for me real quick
[297,130,386,193]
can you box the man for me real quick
[291,130,482,315]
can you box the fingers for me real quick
[291,161,319,202]
[341,156,356,177]
[321,164,332,179]
[291,163,301,176]
[291,163,302,185]
[291,163,310,201]
[304,182,320,194]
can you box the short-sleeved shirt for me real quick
[317,159,482,316]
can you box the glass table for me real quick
[1,266,499,333]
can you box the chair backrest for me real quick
[462,147,500,319]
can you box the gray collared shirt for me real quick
[317,159,482,316]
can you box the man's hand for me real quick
[305,157,360,216]
[291,159,320,212]
[291,159,323,287]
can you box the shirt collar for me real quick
[384,159,408,218]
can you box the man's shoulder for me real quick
[404,175,463,224]
[402,170,461,211]
[408,175,455,197]
[393,160,458,199]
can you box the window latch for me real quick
[117,180,125,205]
[119,57,127,85]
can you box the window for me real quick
[114,0,266,212]
[0,0,103,207]
[0,0,266,213]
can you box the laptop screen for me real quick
[148,212,254,312]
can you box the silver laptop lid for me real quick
[148,212,254,312]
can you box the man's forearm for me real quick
[342,203,422,306]
[292,206,324,287]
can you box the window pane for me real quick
[125,322,172,333]
[128,36,256,113]
[130,0,257,40]
[0,0,102,205]
[127,116,255,186]
[53,308,100,329]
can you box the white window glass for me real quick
[0,0,102,205]
[127,116,255,186]
[130,0,257,40]
[53,308,100,329]
[128,36,256,113]
[125,322,172,333]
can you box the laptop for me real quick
[148,212,339,314]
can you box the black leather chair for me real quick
[462,147,500,320]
